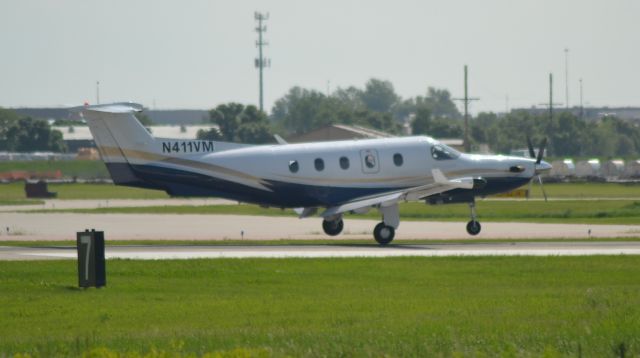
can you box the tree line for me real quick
[0,108,152,153]
[2,77,639,157]
[0,108,66,152]
[199,78,463,143]
[201,78,640,158]
[471,110,640,158]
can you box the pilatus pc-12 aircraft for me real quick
[75,102,551,245]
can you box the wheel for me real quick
[466,220,481,235]
[322,219,344,236]
[373,222,395,245]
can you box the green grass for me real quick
[1,181,639,202]
[0,160,110,179]
[0,182,168,200]
[0,199,44,206]
[0,257,639,356]
[43,199,640,225]
[526,181,640,199]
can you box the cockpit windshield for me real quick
[430,143,461,160]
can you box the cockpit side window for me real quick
[431,144,460,160]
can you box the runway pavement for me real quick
[2,241,640,260]
[1,212,639,241]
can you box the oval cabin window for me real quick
[339,156,350,170]
[314,158,325,171]
[288,160,299,173]
[393,153,403,167]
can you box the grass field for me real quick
[43,199,640,225]
[0,199,44,206]
[526,181,640,199]
[0,182,168,200]
[0,160,110,179]
[1,181,639,202]
[0,256,639,356]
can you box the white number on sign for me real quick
[80,236,91,281]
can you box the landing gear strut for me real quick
[373,222,395,245]
[466,201,481,236]
[372,203,399,245]
[322,218,344,236]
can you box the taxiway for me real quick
[1,212,639,241]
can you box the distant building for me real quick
[625,160,640,178]
[13,107,209,125]
[575,159,602,178]
[511,106,640,122]
[602,159,625,178]
[550,159,576,178]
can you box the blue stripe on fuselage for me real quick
[107,163,403,207]
[106,163,530,208]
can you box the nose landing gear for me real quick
[466,201,481,235]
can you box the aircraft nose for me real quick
[535,160,552,174]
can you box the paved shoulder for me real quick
[3,242,640,260]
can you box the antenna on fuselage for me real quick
[273,134,287,145]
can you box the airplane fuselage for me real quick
[78,103,551,244]
[117,136,535,208]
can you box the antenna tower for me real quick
[254,12,270,112]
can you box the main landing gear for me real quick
[322,218,344,236]
[320,204,400,245]
[466,201,481,235]
[373,222,395,245]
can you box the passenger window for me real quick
[288,160,299,173]
[339,156,350,170]
[314,158,325,171]
[393,153,403,167]
[431,144,460,161]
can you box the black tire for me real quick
[322,219,344,236]
[466,220,481,235]
[373,222,395,245]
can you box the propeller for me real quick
[526,136,548,202]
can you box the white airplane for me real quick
[74,102,551,245]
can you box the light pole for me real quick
[564,48,569,109]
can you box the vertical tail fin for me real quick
[70,102,255,192]
[71,103,157,187]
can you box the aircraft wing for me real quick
[320,169,475,218]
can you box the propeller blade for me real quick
[526,135,536,159]
[536,138,547,164]
[537,175,548,202]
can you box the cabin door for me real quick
[360,149,380,174]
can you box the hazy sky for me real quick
[1,0,639,114]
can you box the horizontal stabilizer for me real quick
[69,102,144,114]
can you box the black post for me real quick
[77,229,106,288]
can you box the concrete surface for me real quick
[2,241,640,260]
[1,212,639,241]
